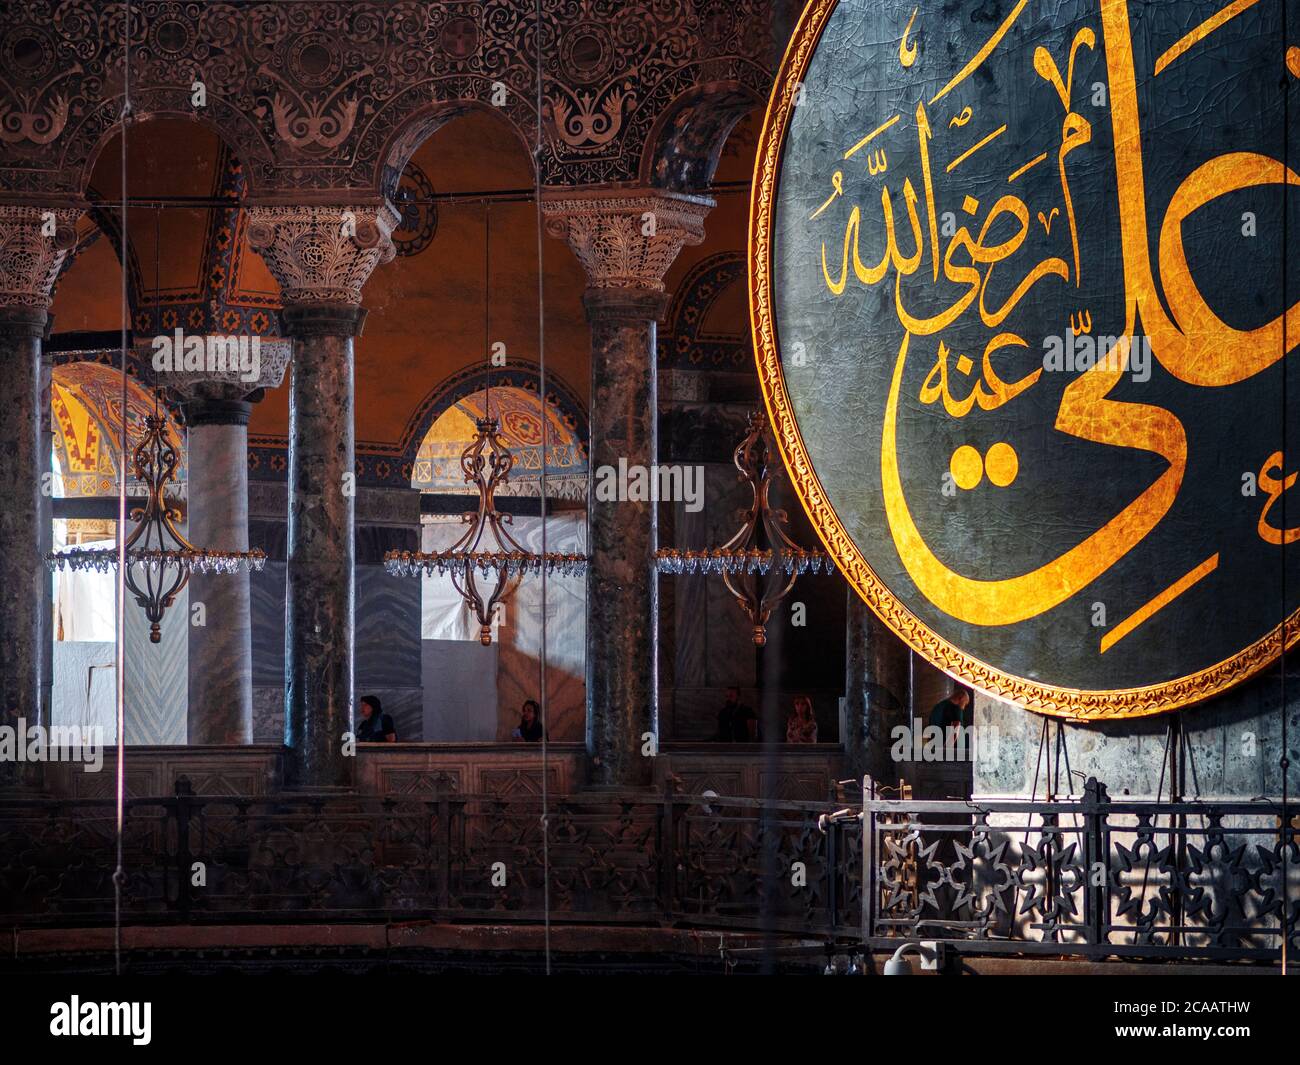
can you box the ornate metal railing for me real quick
[3,776,1294,962]
[863,779,1298,961]
[0,781,861,937]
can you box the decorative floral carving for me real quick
[244,204,398,305]
[0,22,77,146]
[543,190,711,292]
[267,90,360,152]
[0,204,80,309]
[0,80,73,146]
[0,1,771,196]
[546,79,636,151]
[139,337,293,396]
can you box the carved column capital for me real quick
[543,189,712,294]
[0,205,81,318]
[245,203,399,307]
[139,336,292,422]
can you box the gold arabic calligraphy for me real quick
[811,0,1300,628]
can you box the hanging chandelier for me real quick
[46,412,266,643]
[385,203,585,645]
[655,410,833,646]
[384,414,587,646]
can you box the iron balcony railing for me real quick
[0,780,861,937]
[863,778,1297,962]
[2,776,1293,962]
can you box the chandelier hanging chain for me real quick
[384,206,587,643]
[655,410,832,645]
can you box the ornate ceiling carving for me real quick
[0,0,773,200]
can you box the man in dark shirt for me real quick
[929,683,972,729]
[715,686,757,742]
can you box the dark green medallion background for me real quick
[766,0,1300,699]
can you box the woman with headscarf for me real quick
[356,694,397,742]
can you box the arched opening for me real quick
[652,102,847,745]
[47,362,187,741]
[410,369,588,742]
[326,104,592,748]
[641,83,762,194]
[49,116,264,746]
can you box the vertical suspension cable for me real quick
[113,0,132,977]
[154,208,160,419]
[1281,0,1291,978]
[533,0,552,976]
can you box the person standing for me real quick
[928,683,973,729]
[512,699,545,742]
[785,694,818,743]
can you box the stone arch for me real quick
[372,96,537,202]
[659,251,750,370]
[76,91,276,201]
[637,75,766,193]
[397,359,588,489]
[70,196,145,326]
[70,118,280,370]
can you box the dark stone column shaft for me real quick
[843,586,911,789]
[0,307,48,753]
[38,346,54,726]
[584,288,667,787]
[281,304,363,787]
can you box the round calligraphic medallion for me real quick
[751,0,1300,719]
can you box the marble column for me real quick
[0,205,78,785]
[168,346,290,743]
[247,204,396,788]
[545,191,711,787]
[38,345,55,721]
[843,586,911,789]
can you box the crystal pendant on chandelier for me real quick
[45,413,266,643]
[655,410,831,646]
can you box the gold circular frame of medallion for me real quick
[747,0,1299,721]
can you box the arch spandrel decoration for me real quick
[401,360,588,491]
[751,0,1300,719]
[413,384,587,498]
[0,2,774,199]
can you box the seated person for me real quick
[512,699,545,741]
[356,694,397,742]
